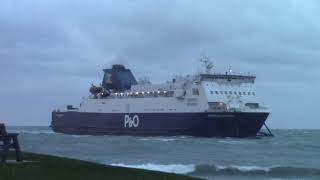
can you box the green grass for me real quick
[0,152,203,180]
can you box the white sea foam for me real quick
[71,135,91,138]
[217,140,251,145]
[14,130,55,135]
[139,138,177,142]
[215,165,285,174]
[110,163,279,175]
[229,165,271,172]
[111,163,195,174]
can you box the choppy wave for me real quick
[12,130,54,135]
[217,140,254,145]
[111,163,320,177]
[191,164,320,177]
[111,163,195,174]
[139,138,177,142]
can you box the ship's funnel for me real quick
[102,64,137,92]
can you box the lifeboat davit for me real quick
[100,90,110,97]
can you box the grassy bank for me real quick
[0,152,203,180]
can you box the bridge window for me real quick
[245,103,259,109]
[229,91,232,95]
[215,91,219,95]
[239,92,242,95]
[252,92,256,96]
[243,92,247,95]
[248,92,251,95]
[224,91,228,95]
[220,91,223,94]
[234,91,237,95]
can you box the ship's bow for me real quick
[206,112,269,138]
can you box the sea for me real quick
[7,126,320,180]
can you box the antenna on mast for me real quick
[200,55,213,74]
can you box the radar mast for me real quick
[200,55,213,74]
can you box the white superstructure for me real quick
[70,60,268,115]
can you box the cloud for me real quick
[0,0,319,127]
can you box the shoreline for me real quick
[1,151,204,180]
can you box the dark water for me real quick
[7,126,320,180]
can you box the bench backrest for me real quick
[0,123,7,136]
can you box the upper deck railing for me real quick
[200,73,256,81]
[198,56,256,81]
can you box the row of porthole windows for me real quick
[210,91,255,96]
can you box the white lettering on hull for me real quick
[124,115,139,128]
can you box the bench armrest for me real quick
[7,133,19,136]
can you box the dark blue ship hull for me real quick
[51,111,269,138]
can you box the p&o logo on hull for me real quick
[124,115,139,128]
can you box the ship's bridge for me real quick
[199,72,263,112]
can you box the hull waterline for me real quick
[51,111,269,138]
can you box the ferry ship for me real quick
[51,58,272,137]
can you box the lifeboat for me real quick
[89,84,103,95]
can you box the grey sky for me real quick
[0,0,319,128]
